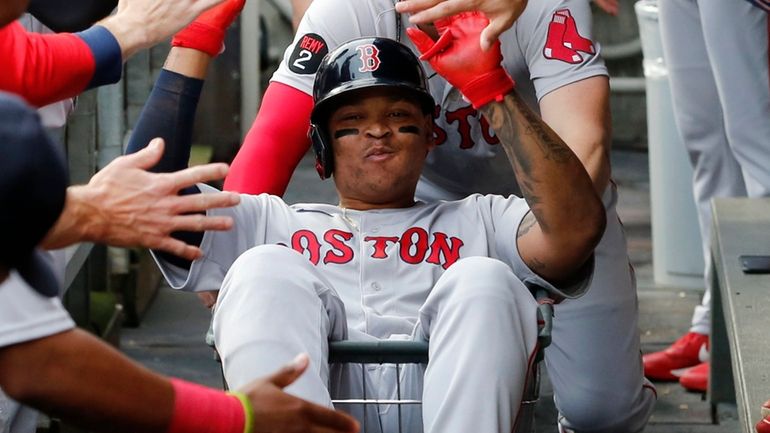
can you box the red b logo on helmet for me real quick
[357,44,381,72]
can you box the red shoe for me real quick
[679,361,708,392]
[643,332,709,381]
[757,415,770,433]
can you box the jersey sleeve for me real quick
[0,272,75,348]
[479,194,593,299]
[0,22,121,107]
[515,0,608,100]
[152,185,284,292]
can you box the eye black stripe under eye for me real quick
[333,129,359,138]
[399,125,421,135]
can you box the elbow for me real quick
[576,195,606,259]
[0,346,47,404]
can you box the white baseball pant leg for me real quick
[213,244,348,404]
[660,0,770,334]
[550,193,656,433]
[418,256,539,433]
[214,245,538,433]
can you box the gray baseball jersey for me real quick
[156,186,588,329]
[273,0,606,197]
[659,0,770,334]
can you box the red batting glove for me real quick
[171,0,246,57]
[407,12,515,109]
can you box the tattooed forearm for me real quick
[515,97,572,163]
[481,94,573,165]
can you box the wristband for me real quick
[168,379,246,433]
[228,392,254,433]
[171,23,226,57]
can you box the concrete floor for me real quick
[121,148,739,432]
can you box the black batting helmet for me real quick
[309,37,435,179]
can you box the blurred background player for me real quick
[643,0,770,393]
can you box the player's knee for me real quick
[557,390,652,433]
[438,256,527,300]
[224,244,316,298]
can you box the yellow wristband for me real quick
[228,392,254,433]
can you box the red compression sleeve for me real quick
[0,22,93,107]
[224,82,314,195]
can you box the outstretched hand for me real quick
[407,12,515,108]
[99,0,226,58]
[172,0,247,57]
[397,0,527,51]
[43,139,240,261]
[240,354,360,433]
[397,0,618,50]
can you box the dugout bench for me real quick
[708,198,770,432]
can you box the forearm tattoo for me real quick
[480,92,584,273]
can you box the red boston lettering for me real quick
[364,236,399,259]
[445,105,477,149]
[399,227,429,264]
[291,230,321,265]
[426,232,465,270]
[324,229,354,264]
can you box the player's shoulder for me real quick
[430,193,525,211]
[518,0,593,29]
[303,0,398,29]
[521,0,589,16]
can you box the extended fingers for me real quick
[190,0,227,15]
[480,17,511,51]
[167,191,241,214]
[304,404,360,433]
[112,138,165,169]
[398,0,477,24]
[168,213,235,232]
[167,162,231,191]
[153,238,204,261]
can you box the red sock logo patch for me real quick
[543,9,595,64]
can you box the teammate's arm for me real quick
[409,12,605,283]
[540,75,612,194]
[41,140,240,261]
[0,0,224,107]
[223,84,314,195]
[0,328,358,433]
[396,0,617,51]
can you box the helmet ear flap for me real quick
[310,124,333,179]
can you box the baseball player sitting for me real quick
[130,14,606,433]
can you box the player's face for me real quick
[328,87,434,210]
[0,0,30,27]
